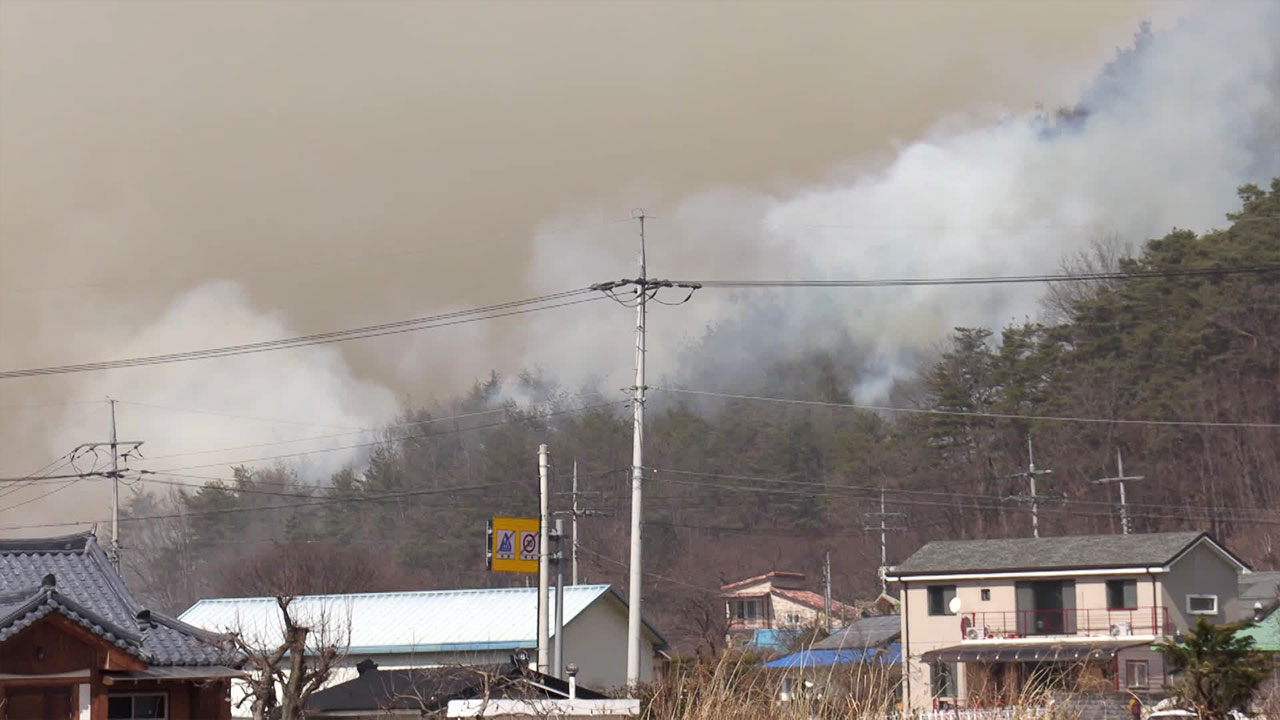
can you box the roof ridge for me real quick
[189,584,612,605]
[0,530,95,554]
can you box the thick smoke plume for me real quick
[520,4,1280,401]
[2,1,1277,529]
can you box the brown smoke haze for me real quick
[0,0,1201,529]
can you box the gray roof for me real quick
[891,532,1225,575]
[0,531,238,667]
[814,615,900,650]
[1241,571,1280,604]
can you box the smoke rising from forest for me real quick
[519,3,1280,403]
[1,1,1277,528]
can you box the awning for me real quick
[921,639,1144,663]
[104,665,245,681]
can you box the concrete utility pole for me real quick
[626,211,647,690]
[1001,437,1056,538]
[571,461,579,586]
[864,487,905,595]
[1093,450,1144,535]
[553,516,566,678]
[822,551,833,633]
[109,398,120,567]
[538,444,551,674]
[588,212,699,692]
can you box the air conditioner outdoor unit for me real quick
[965,625,988,641]
[1110,622,1132,637]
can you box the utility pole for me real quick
[822,551,833,633]
[864,487,906,595]
[1093,450,1144,535]
[625,211,647,691]
[538,444,551,674]
[1001,437,1057,538]
[64,401,142,571]
[588,212,699,692]
[109,399,120,568]
[553,516,566,678]
[571,461,579,586]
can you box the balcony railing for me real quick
[959,607,1170,640]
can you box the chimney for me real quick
[566,664,579,699]
[356,659,377,676]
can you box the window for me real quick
[1107,579,1138,609]
[108,694,167,720]
[786,612,801,625]
[927,585,957,616]
[980,589,991,602]
[1125,660,1149,689]
[1186,594,1218,615]
[734,599,759,620]
[930,660,957,697]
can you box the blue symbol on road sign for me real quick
[498,532,514,554]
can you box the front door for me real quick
[3,685,74,720]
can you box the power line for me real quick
[0,289,601,380]
[674,264,1280,288]
[0,482,507,533]
[650,387,1280,429]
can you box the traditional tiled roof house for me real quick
[0,531,240,720]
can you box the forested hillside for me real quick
[124,180,1280,654]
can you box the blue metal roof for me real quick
[764,642,902,668]
[180,584,664,654]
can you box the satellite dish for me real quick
[948,596,963,614]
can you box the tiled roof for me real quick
[0,531,238,667]
[891,532,1227,575]
[306,663,609,713]
[773,588,860,617]
[1241,571,1280,603]
[719,572,806,591]
[181,584,667,653]
[814,615,900,650]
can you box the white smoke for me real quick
[51,281,400,484]
[519,3,1280,400]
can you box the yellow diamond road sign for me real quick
[488,516,539,573]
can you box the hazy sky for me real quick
[0,0,1209,529]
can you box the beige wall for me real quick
[771,594,821,628]
[563,594,658,691]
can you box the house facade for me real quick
[180,583,665,716]
[720,571,859,648]
[885,531,1249,711]
[0,532,240,720]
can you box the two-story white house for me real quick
[885,531,1249,710]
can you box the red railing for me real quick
[959,606,1170,640]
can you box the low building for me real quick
[1240,570,1280,620]
[885,531,1250,711]
[719,571,860,649]
[0,532,240,720]
[180,583,665,709]
[306,657,634,719]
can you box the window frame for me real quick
[1106,579,1139,610]
[1185,594,1218,615]
[107,692,168,720]
[927,585,958,616]
[980,588,991,602]
[930,660,957,698]
[1124,659,1149,689]
[733,598,759,620]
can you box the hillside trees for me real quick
[123,179,1280,651]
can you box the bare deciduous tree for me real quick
[231,595,349,720]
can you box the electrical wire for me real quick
[0,289,603,380]
[673,264,1280,288]
[650,387,1280,430]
